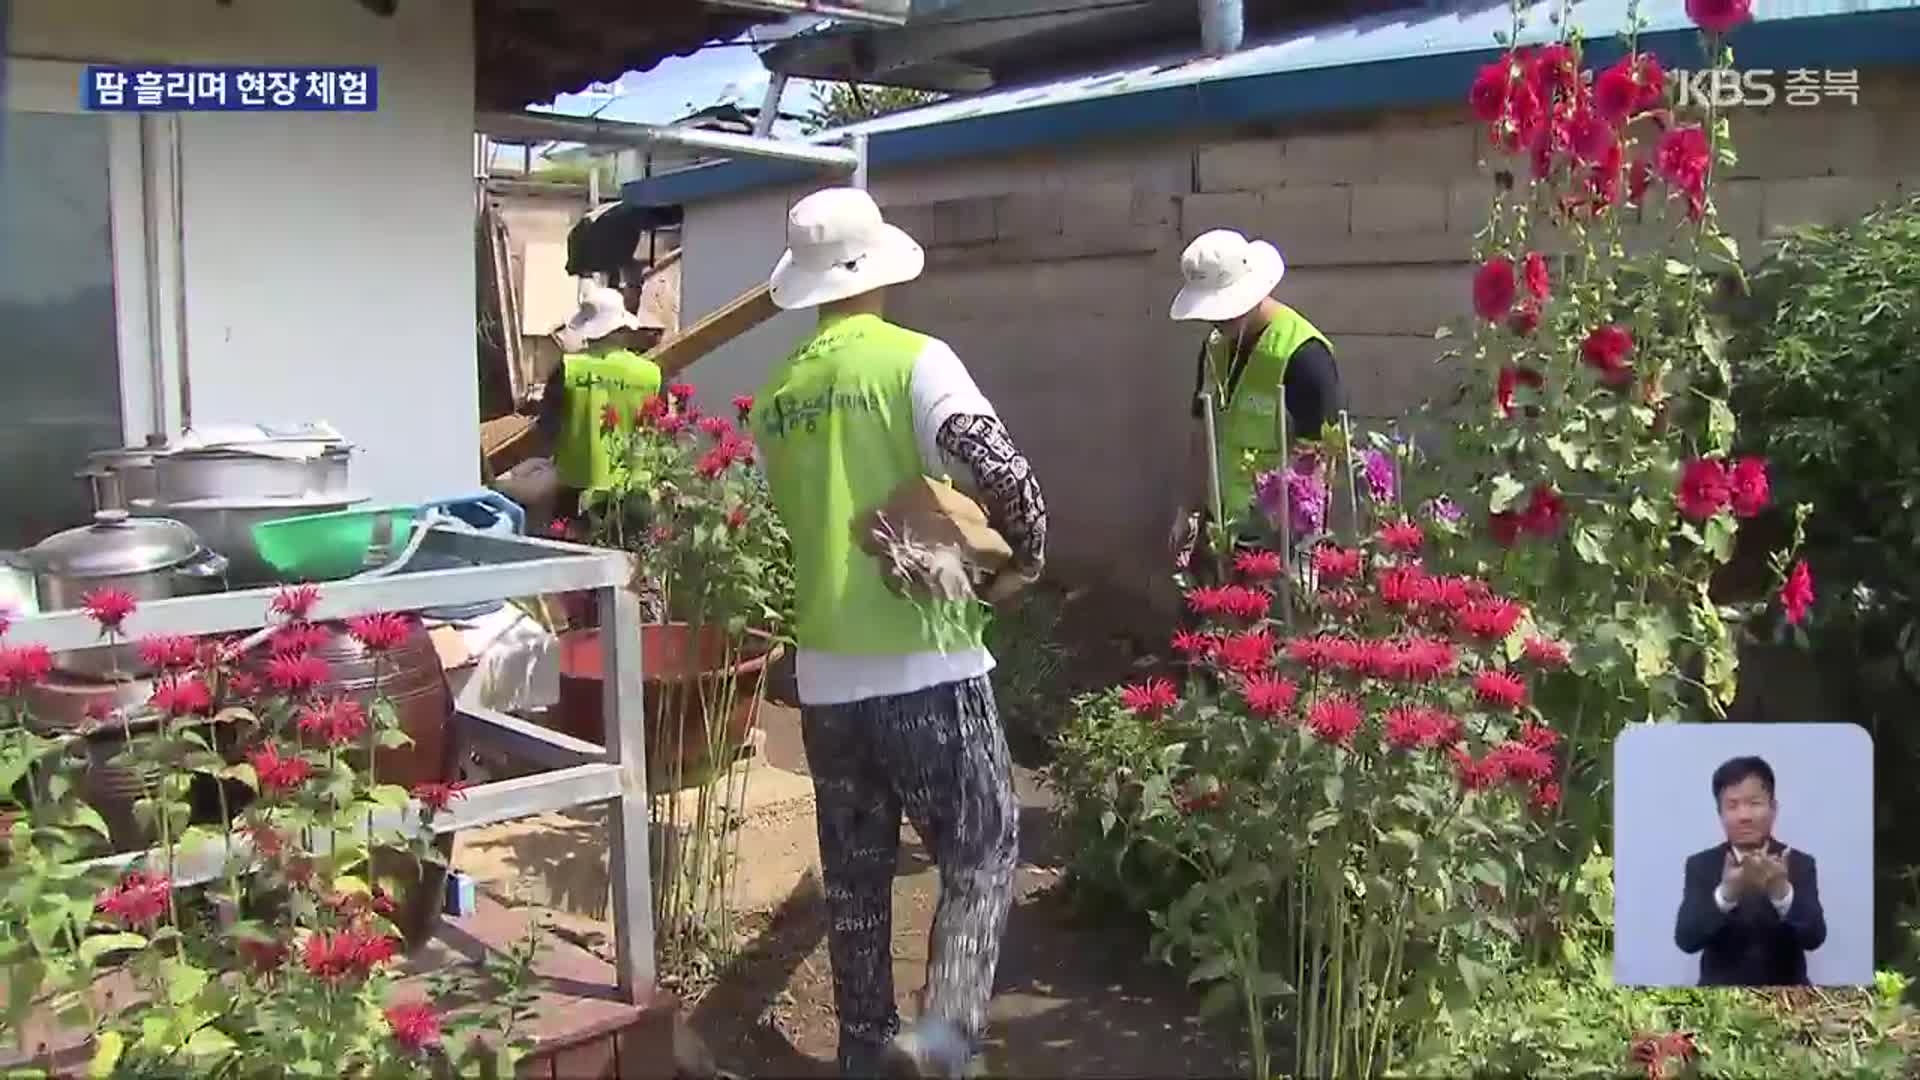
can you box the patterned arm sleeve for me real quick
[935,413,1048,578]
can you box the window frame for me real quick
[5,57,186,444]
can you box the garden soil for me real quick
[453,702,1240,1078]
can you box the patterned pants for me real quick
[800,676,1019,1077]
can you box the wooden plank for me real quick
[646,283,778,379]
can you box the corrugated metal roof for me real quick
[833,0,1914,135]
[624,0,1920,205]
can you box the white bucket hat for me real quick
[555,285,645,352]
[768,187,925,311]
[1169,229,1287,322]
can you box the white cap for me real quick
[768,187,925,310]
[555,285,644,352]
[1169,229,1287,322]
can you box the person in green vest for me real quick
[749,187,1047,1080]
[1167,228,1342,569]
[534,284,664,520]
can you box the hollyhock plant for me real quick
[1685,0,1752,33]
[1781,559,1815,625]
[1473,256,1519,321]
[1580,324,1635,385]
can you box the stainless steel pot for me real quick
[10,511,230,678]
[78,438,168,513]
[141,492,368,586]
[156,444,352,505]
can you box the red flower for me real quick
[1305,696,1364,748]
[346,613,413,653]
[245,823,286,858]
[1486,740,1556,783]
[266,652,331,696]
[667,382,695,405]
[635,395,669,427]
[649,525,675,545]
[1184,586,1231,618]
[1781,560,1815,626]
[225,670,261,699]
[137,634,200,671]
[1396,637,1458,682]
[1519,721,1561,751]
[599,403,620,434]
[1656,125,1711,212]
[1628,157,1655,204]
[1218,586,1272,622]
[237,934,290,974]
[1458,599,1524,641]
[1452,748,1498,791]
[301,926,397,982]
[82,588,138,633]
[1594,59,1640,122]
[385,1001,443,1052]
[1507,301,1541,337]
[148,677,213,718]
[1473,670,1529,711]
[297,698,368,747]
[1521,251,1551,302]
[1319,589,1364,615]
[249,743,313,794]
[1472,257,1518,322]
[1523,637,1571,668]
[1676,458,1732,520]
[1425,711,1464,747]
[1377,520,1424,554]
[97,870,172,927]
[1241,673,1299,718]
[658,413,689,437]
[1285,636,1335,672]
[1581,324,1635,385]
[1568,107,1615,165]
[271,584,321,621]
[1312,546,1364,582]
[0,644,54,695]
[1120,678,1179,716]
[269,622,330,658]
[1531,781,1562,812]
[1730,457,1770,518]
[1383,706,1433,749]
[1233,549,1285,580]
[1496,366,1540,418]
[1685,0,1752,33]
[0,609,9,637]
[546,518,572,539]
[696,446,736,479]
[1489,511,1523,548]
[1520,486,1565,538]
[1377,565,1428,608]
[732,394,755,423]
[411,781,468,814]
[1525,43,1580,99]
[1176,784,1226,815]
[1469,59,1515,123]
[1214,630,1275,675]
[697,416,733,441]
[1171,630,1216,659]
[725,506,750,530]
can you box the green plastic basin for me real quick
[251,505,418,582]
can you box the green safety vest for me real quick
[1201,304,1333,524]
[553,349,663,494]
[750,313,987,656]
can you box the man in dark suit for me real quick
[1674,755,1827,986]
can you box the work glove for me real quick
[1169,509,1203,570]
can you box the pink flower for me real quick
[148,677,213,718]
[1120,678,1179,717]
[1458,600,1524,642]
[1241,673,1299,718]
[249,743,313,795]
[1305,696,1364,748]
[1781,560,1815,626]
[0,644,54,695]
[1233,549,1285,580]
[411,781,468,814]
[302,927,397,982]
[667,382,695,405]
[1171,630,1215,659]
[1184,586,1230,618]
[732,394,755,423]
[1312,547,1364,583]
[1676,458,1732,520]
[1218,586,1272,622]
[1730,457,1770,518]
[266,652,331,696]
[1523,637,1571,668]
[1473,257,1518,322]
[297,698,368,747]
[269,622,330,658]
[1473,670,1529,711]
[82,589,138,633]
[1214,630,1275,675]
[271,584,321,620]
[385,1001,443,1051]
[346,613,414,653]
[1487,740,1556,783]
[1531,781,1562,812]
[1377,520,1424,554]
[1519,721,1561,751]
[97,870,171,927]
[1685,0,1752,33]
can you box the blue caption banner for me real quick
[81,66,379,112]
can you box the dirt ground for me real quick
[455,700,1240,1079]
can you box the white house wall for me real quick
[674,186,809,408]
[11,0,479,504]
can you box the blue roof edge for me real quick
[623,8,1920,208]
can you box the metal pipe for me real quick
[476,109,860,172]
[754,72,789,137]
[849,132,870,190]
[1200,0,1244,56]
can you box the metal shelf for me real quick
[5,527,660,1001]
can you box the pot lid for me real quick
[27,510,203,578]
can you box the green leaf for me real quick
[88,1031,124,1078]
[1188,953,1234,986]
[1250,971,1294,997]
[1629,497,1659,525]
[1307,810,1341,836]
[218,763,258,792]
[159,956,209,1005]
[1197,981,1241,1020]
[183,1025,238,1060]
[1489,475,1525,514]
[1706,398,1736,455]
[1457,954,1497,997]
[79,932,148,966]
[1572,526,1608,565]
[1703,514,1736,561]
[377,727,414,750]
[369,783,412,810]
[68,803,111,842]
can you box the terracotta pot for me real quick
[243,621,460,947]
[552,623,777,792]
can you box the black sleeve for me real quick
[1783,852,1827,951]
[934,414,1047,575]
[1675,851,1733,954]
[535,365,567,446]
[1283,339,1341,441]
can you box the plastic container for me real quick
[423,491,524,537]
[250,504,419,582]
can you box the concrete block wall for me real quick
[673,69,1920,619]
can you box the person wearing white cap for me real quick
[1168,228,1341,564]
[534,284,664,517]
[747,187,1046,1079]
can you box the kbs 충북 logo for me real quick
[1668,68,1861,108]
